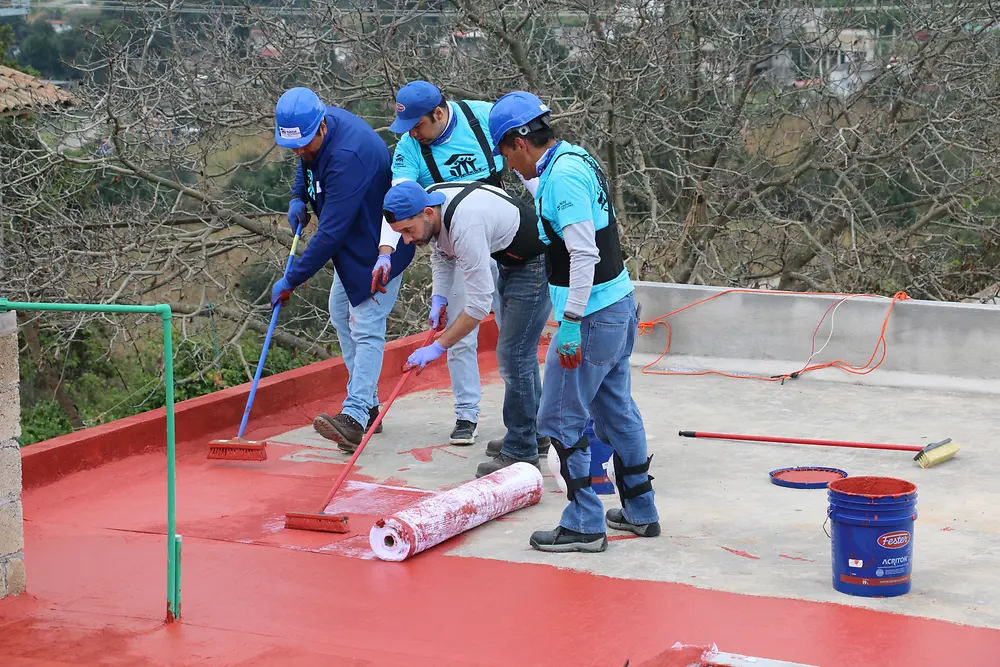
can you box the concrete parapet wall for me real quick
[0,310,26,598]
[632,282,1000,393]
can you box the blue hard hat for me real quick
[390,81,443,134]
[383,180,447,223]
[488,91,551,156]
[274,87,326,149]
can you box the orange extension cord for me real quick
[545,289,911,384]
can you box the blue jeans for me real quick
[497,255,551,461]
[328,270,402,426]
[536,292,658,534]
[443,260,501,423]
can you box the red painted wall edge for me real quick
[19,316,542,490]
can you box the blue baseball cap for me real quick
[389,81,443,134]
[383,180,447,223]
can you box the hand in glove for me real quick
[271,277,294,308]
[403,341,447,373]
[428,294,448,331]
[371,253,392,295]
[288,198,308,232]
[555,318,582,369]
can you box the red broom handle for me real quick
[677,430,924,452]
[319,329,437,507]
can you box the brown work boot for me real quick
[313,412,365,453]
[368,405,383,434]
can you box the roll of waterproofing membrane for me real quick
[369,462,544,561]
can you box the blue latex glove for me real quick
[555,318,582,369]
[429,294,448,331]
[404,341,447,373]
[271,277,294,308]
[371,253,391,295]
[288,198,308,231]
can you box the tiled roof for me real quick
[0,65,74,116]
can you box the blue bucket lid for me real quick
[770,466,848,489]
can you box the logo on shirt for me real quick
[444,153,480,178]
[306,168,316,203]
[557,200,574,211]
[394,152,406,165]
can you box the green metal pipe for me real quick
[0,299,181,621]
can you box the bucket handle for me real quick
[822,508,832,538]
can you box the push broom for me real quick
[207,221,305,462]
[678,430,959,468]
[284,328,438,533]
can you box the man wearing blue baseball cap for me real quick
[487,91,660,554]
[372,79,525,448]
[382,178,551,477]
[270,86,416,452]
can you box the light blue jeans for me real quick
[536,292,659,535]
[443,260,502,423]
[328,270,402,426]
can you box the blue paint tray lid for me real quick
[770,466,848,489]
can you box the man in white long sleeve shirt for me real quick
[488,91,660,554]
[382,179,552,476]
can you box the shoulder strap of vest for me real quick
[546,150,616,225]
[430,181,522,233]
[456,100,497,180]
[420,142,445,183]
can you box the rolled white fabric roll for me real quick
[369,462,544,562]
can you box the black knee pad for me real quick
[612,452,654,502]
[551,436,593,502]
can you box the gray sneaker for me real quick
[486,436,551,457]
[529,526,608,553]
[450,419,478,445]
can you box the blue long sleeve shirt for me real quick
[287,106,415,307]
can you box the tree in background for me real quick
[3,0,1000,441]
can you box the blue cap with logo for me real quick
[383,180,447,223]
[389,81,443,134]
[275,87,327,149]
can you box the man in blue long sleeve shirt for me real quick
[271,87,415,451]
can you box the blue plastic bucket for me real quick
[583,419,615,494]
[827,476,918,598]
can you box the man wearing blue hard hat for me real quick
[373,79,533,448]
[382,177,551,478]
[271,87,416,452]
[488,91,660,554]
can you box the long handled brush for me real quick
[208,222,305,461]
[678,430,959,468]
[284,328,437,533]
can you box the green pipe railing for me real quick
[0,298,182,622]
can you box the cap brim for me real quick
[390,115,421,134]
[275,127,316,149]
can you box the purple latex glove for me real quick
[429,294,448,331]
[371,253,391,294]
[404,341,447,373]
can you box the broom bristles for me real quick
[915,441,959,468]
[207,439,268,461]
[284,512,350,533]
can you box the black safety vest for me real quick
[537,152,625,288]
[430,181,547,266]
[421,101,504,188]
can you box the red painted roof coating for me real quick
[5,322,1000,666]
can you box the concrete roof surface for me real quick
[3,283,1000,666]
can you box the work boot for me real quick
[486,436,551,458]
[606,508,661,537]
[450,419,478,445]
[313,412,365,453]
[529,526,608,553]
[367,405,383,434]
[475,453,540,478]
